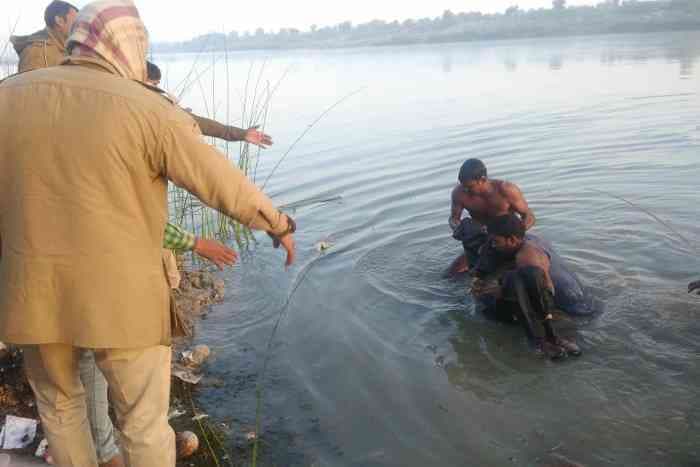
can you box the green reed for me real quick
[166,36,281,251]
[1,19,20,78]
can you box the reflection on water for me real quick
[428,32,700,79]
[159,31,700,466]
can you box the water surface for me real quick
[159,31,700,466]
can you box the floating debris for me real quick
[0,415,37,449]
[245,431,257,442]
[35,438,56,464]
[315,240,333,252]
[191,413,209,422]
[168,407,186,420]
[172,364,203,385]
[181,344,211,368]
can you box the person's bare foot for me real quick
[552,336,582,357]
[100,454,125,467]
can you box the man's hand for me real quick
[267,214,296,267]
[194,238,238,270]
[274,233,296,267]
[689,280,700,295]
[244,126,273,148]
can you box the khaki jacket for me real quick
[10,28,67,73]
[0,58,290,348]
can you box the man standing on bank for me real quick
[0,1,295,466]
[10,0,78,72]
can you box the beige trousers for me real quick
[22,344,175,467]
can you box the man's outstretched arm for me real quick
[504,182,536,230]
[154,113,296,266]
[191,114,273,148]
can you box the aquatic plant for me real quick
[1,19,20,78]
[166,35,281,252]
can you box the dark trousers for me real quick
[498,266,557,340]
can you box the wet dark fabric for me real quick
[472,242,515,278]
[453,218,514,276]
[503,266,557,339]
[452,218,488,267]
[481,266,557,340]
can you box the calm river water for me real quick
[158,31,699,467]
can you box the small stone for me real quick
[182,345,210,367]
[176,431,199,459]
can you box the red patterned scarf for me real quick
[67,0,148,81]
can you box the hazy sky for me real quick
[5,0,602,42]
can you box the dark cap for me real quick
[458,158,487,183]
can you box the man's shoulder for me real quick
[520,240,547,259]
[6,65,187,121]
[494,179,514,190]
[10,29,50,53]
[61,66,182,112]
[495,180,524,197]
[451,184,472,205]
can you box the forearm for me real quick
[191,114,246,142]
[161,123,289,237]
[449,199,463,231]
[163,223,196,252]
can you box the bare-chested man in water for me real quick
[448,158,536,276]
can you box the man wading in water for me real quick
[448,158,536,277]
[472,215,582,359]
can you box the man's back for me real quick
[0,63,197,347]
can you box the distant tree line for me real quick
[153,0,700,53]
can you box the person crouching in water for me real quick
[472,214,582,360]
